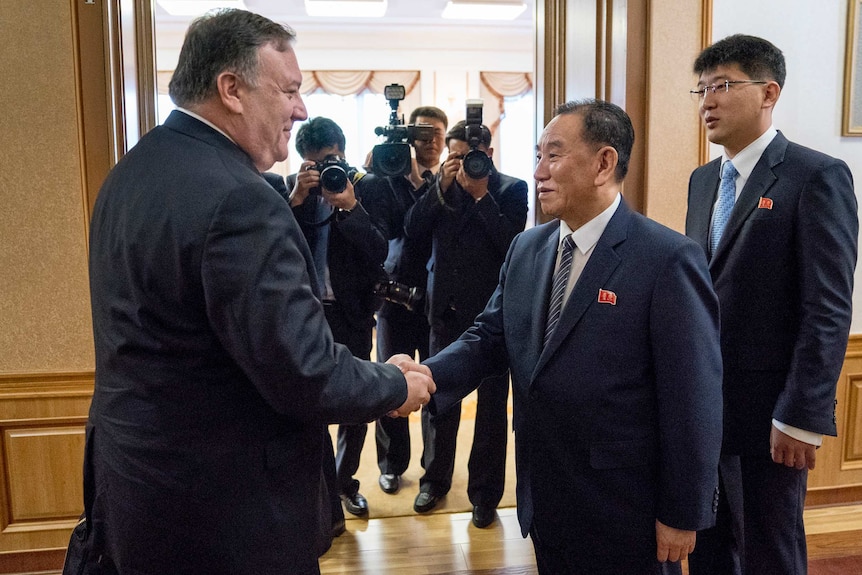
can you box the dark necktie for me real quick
[422,170,434,185]
[710,160,738,254]
[544,235,576,346]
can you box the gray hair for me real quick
[168,9,296,107]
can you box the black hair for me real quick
[554,99,634,182]
[294,117,346,159]
[169,9,296,107]
[408,106,448,128]
[445,120,492,148]
[693,34,786,88]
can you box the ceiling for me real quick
[154,0,535,32]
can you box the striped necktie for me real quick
[710,160,738,254]
[544,235,576,346]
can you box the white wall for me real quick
[711,0,862,332]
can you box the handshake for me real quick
[386,354,437,418]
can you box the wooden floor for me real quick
[320,507,537,575]
[319,505,862,575]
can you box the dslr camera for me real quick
[374,279,425,312]
[372,84,435,178]
[310,155,358,195]
[461,99,493,180]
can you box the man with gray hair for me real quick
[80,9,433,574]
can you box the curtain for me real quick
[479,72,533,166]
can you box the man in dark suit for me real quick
[84,10,433,575]
[362,106,448,495]
[403,120,528,526]
[279,117,388,522]
[410,99,723,574]
[685,34,857,575]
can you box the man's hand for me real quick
[655,520,695,563]
[322,179,357,212]
[439,151,462,193]
[771,425,817,470]
[289,160,319,207]
[407,157,426,190]
[456,167,489,201]
[386,354,436,417]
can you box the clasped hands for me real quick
[386,353,436,417]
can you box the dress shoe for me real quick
[378,473,400,494]
[471,505,496,528]
[413,491,442,513]
[330,517,346,538]
[341,492,368,516]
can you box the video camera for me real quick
[309,155,359,195]
[461,99,493,180]
[372,84,435,178]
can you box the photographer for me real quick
[273,117,388,526]
[361,106,448,496]
[403,118,528,526]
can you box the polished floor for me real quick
[320,507,862,574]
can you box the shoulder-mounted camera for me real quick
[371,84,435,178]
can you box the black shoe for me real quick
[330,517,346,538]
[471,505,496,528]
[413,491,442,513]
[378,473,400,494]
[341,492,368,516]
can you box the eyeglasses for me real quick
[690,80,768,101]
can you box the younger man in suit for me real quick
[404,99,723,574]
[685,34,857,575]
[362,107,449,495]
[403,120,528,526]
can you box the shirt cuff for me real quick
[772,419,823,446]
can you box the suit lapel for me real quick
[529,228,561,361]
[533,202,627,377]
[711,132,786,266]
[689,159,721,256]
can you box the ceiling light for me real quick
[442,0,527,20]
[304,0,388,18]
[156,0,247,16]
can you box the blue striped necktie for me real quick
[710,160,738,254]
[544,235,576,346]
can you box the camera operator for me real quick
[271,117,388,528]
[403,119,528,526]
[361,106,448,496]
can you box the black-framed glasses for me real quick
[690,80,768,100]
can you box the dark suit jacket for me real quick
[281,173,388,334]
[686,131,857,454]
[425,199,723,566]
[404,166,528,329]
[360,173,433,321]
[86,110,406,574]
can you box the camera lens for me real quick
[372,142,413,178]
[462,149,492,179]
[320,164,348,193]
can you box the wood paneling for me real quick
[807,334,862,506]
[0,373,92,557]
[4,426,85,523]
[844,373,862,468]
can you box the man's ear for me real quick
[762,80,781,110]
[217,71,243,114]
[594,146,618,186]
[485,146,494,158]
